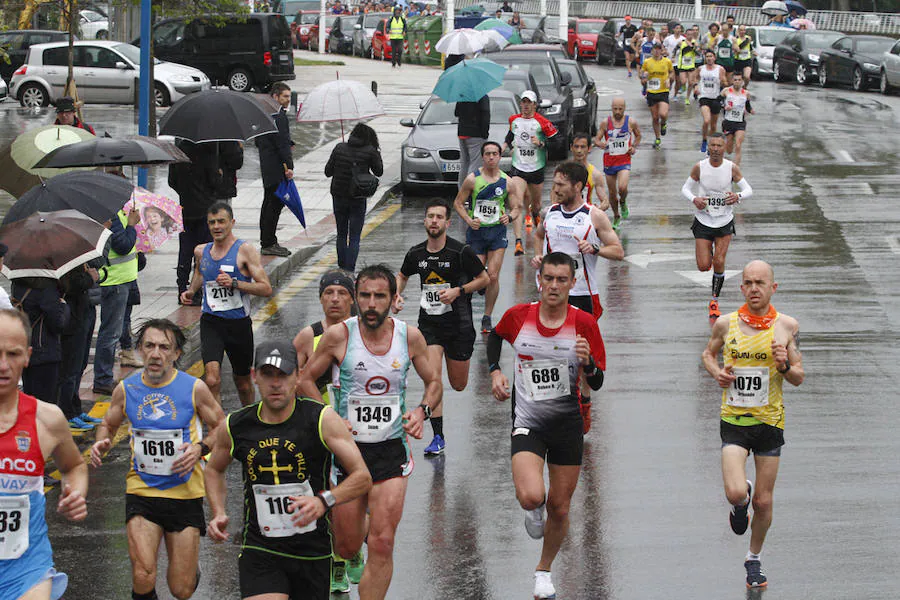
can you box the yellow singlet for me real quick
[642,57,673,94]
[583,163,596,204]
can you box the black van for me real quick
[148,13,295,92]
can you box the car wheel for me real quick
[818,63,830,87]
[154,82,170,107]
[851,66,865,91]
[96,29,108,40]
[607,51,616,67]
[227,68,253,92]
[881,70,893,95]
[773,60,784,82]
[796,63,808,84]
[19,83,48,108]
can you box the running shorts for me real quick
[646,91,670,107]
[509,166,545,185]
[720,420,784,456]
[511,419,584,466]
[465,224,508,256]
[125,494,206,534]
[624,46,636,56]
[691,218,735,240]
[239,548,330,600]
[200,313,254,376]
[699,97,722,114]
[679,65,696,73]
[603,163,631,176]
[723,120,747,134]
[734,59,752,73]
[420,319,476,361]
[568,293,603,319]
[335,438,413,483]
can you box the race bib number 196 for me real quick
[0,495,29,560]
[420,283,451,316]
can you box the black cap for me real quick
[254,341,297,374]
[0,243,7,258]
[319,270,355,297]
[55,96,76,113]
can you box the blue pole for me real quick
[138,0,152,188]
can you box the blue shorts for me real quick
[603,164,631,176]
[466,225,508,255]
[0,567,67,600]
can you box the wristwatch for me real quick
[317,490,336,512]
[197,441,211,456]
[591,243,601,255]
[230,279,238,290]
[418,403,432,420]
[777,359,791,374]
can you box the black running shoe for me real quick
[481,315,492,333]
[729,479,752,535]
[744,560,768,588]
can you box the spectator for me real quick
[495,9,503,19]
[509,11,522,29]
[388,6,407,68]
[332,1,344,14]
[213,142,244,202]
[53,96,96,134]
[500,0,513,11]
[117,258,144,369]
[58,262,101,429]
[324,123,383,272]
[11,278,70,409]
[256,82,295,257]
[455,94,491,187]
[444,53,464,69]
[0,244,12,310]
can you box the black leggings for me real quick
[391,39,403,66]
[333,197,366,272]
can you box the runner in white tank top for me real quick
[720,71,755,166]
[698,49,729,153]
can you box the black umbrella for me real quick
[158,89,278,143]
[0,210,111,280]
[33,136,190,168]
[3,171,134,226]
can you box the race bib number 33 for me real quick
[0,495,29,560]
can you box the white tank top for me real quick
[723,88,748,122]
[541,203,600,297]
[699,65,722,99]
[695,158,736,229]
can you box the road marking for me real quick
[596,87,624,97]
[625,250,695,268]
[887,235,900,255]
[675,270,741,287]
[831,148,855,163]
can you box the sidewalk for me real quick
[76,52,442,403]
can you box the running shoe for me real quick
[685,96,691,106]
[641,85,647,97]
[744,560,768,588]
[729,479,752,535]
[79,412,103,424]
[68,416,95,431]
[524,504,545,539]
[612,216,621,232]
[424,434,445,456]
[532,214,541,228]
[627,71,633,78]
[653,138,661,149]
[481,315,492,334]
[331,560,350,593]
[515,240,525,256]
[347,550,365,584]
[660,121,668,136]
[700,139,708,153]
[708,299,721,320]
[525,214,533,229]
[620,201,630,220]
[533,570,556,599]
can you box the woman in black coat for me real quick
[324,123,384,272]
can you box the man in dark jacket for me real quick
[53,96,96,135]
[58,263,101,430]
[256,82,295,257]
[455,94,491,187]
[213,142,244,201]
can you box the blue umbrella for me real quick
[785,0,807,15]
[276,178,306,229]
[432,57,507,103]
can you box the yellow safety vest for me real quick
[389,16,405,40]
[735,36,752,61]
[101,210,138,287]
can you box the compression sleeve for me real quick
[745,98,753,114]
[735,177,753,201]
[585,368,604,390]
[487,331,504,371]
[682,176,700,203]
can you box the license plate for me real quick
[441,162,460,172]
[280,54,291,62]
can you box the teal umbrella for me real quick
[432,57,507,103]
[474,17,523,44]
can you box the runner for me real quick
[594,98,641,232]
[640,42,675,149]
[453,141,523,333]
[569,133,608,209]
[716,24,736,74]
[297,265,441,600]
[733,25,755,86]
[502,90,558,246]
[698,49,729,153]
[394,197,490,456]
[487,253,606,599]
[663,23,685,100]
[205,341,373,600]
[721,71,755,166]
[180,201,274,407]
[677,28,700,105]
[0,309,88,600]
[701,260,804,589]
[620,15,639,77]
[681,133,754,319]
[90,318,225,600]
[704,22,721,54]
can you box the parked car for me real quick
[292,10,319,49]
[773,30,843,84]
[0,77,7,103]
[879,38,900,94]
[516,14,542,43]
[11,40,210,107]
[145,13,294,92]
[500,69,542,106]
[818,35,896,91]
[79,9,109,40]
[569,18,605,61]
[352,12,390,57]
[370,17,393,61]
[532,16,565,46]
[399,90,518,192]
[0,30,71,84]
[556,59,597,135]
[309,15,338,53]
[327,15,356,54]
[595,17,630,66]
[486,43,568,61]
[746,25,794,78]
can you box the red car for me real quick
[292,10,320,49]
[569,18,606,60]
[308,15,338,53]
[371,17,394,61]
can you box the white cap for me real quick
[521,90,537,103]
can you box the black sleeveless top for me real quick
[227,398,333,559]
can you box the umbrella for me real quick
[761,0,789,17]
[0,147,42,199]
[436,28,487,55]
[276,179,306,229]
[9,125,96,177]
[253,93,282,113]
[3,171,135,226]
[158,89,278,143]
[479,29,510,52]
[790,17,815,29]
[297,77,385,139]
[136,137,190,163]
[123,187,184,253]
[33,136,189,169]
[0,210,111,280]
[474,18,523,44]
[785,0,808,15]
[433,57,506,103]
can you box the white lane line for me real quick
[887,235,900,255]
[836,150,855,163]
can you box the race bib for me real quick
[718,47,731,58]
[726,106,745,121]
[647,77,661,91]
[205,281,242,312]
[0,495,29,560]
[517,147,537,158]
[348,394,401,443]
[522,360,570,401]
[420,283,451,316]
[133,428,183,476]
[706,193,729,216]
[608,136,629,156]
[727,367,769,408]
[253,481,315,538]
[702,79,716,91]
[473,198,501,225]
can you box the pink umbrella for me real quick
[123,187,184,253]
[790,18,816,30]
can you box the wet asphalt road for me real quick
[13,63,900,599]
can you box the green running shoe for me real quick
[620,201,630,220]
[331,560,350,593]
[612,216,621,232]
[347,550,365,584]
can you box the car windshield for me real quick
[757,28,792,46]
[112,43,159,65]
[508,61,555,86]
[557,62,583,85]
[521,16,541,28]
[82,10,105,22]
[301,13,318,24]
[544,17,559,30]
[419,97,518,125]
[856,38,894,54]
[501,79,527,96]
[340,19,356,32]
[364,14,385,27]
[805,32,842,48]
[576,22,603,34]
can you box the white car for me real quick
[746,25,795,78]
[880,38,900,94]
[79,10,109,40]
[0,77,8,102]
[11,40,210,107]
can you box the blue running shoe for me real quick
[68,417,94,431]
[79,412,102,424]
[700,139,708,153]
[424,434,445,456]
[745,560,768,588]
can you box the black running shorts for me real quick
[691,218,735,241]
[239,548,330,600]
[646,91,670,107]
[125,494,206,534]
[335,438,413,483]
[720,420,784,456]
[568,294,603,320]
[200,313,254,376]
[420,319,477,361]
[723,120,747,134]
[734,59,752,73]
[511,419,584,466]
[509,166,545,185]
[699,97,722,114]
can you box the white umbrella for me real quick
[761,0,789,16]
[296,78,386,139]
[479,29,510,52]
[436,28,487,55]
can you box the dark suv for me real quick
[145,13,295,92]
[595,18,630,66]
[0,30,71,83]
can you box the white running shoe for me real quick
[533,571,556,599]
[524,505,545,539]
